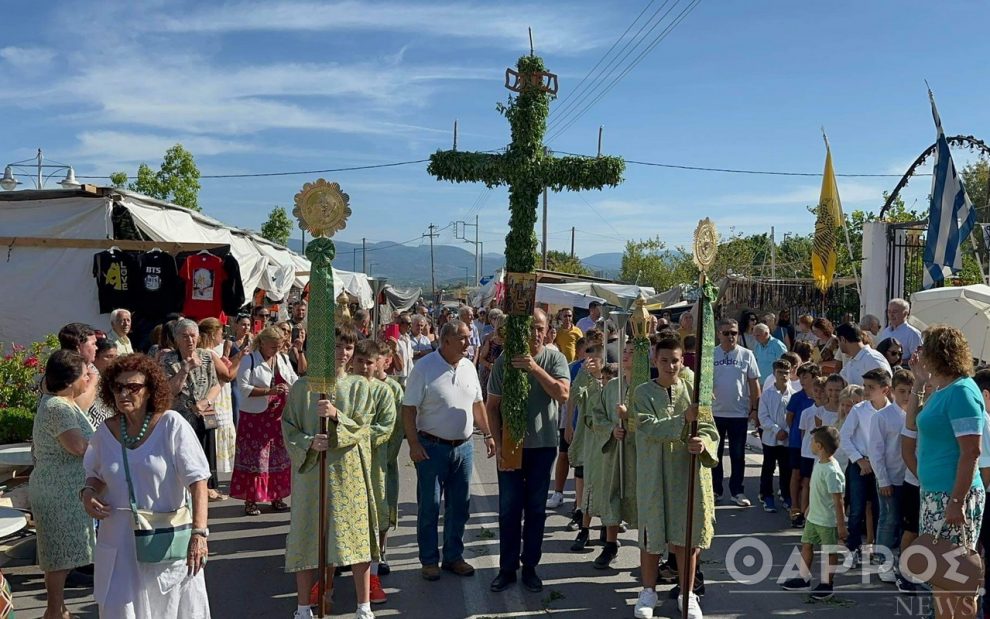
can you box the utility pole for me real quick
[770,226,776,278]
[570,226,576,259]
[423,224,439,300]
[454,215,480,285]
[352,248,358,272]
[362,237,367,274]
[542,187,548,269]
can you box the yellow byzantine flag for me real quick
[812,138,843,291]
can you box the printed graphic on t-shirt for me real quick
[144,268,162,292]
[104,260,129,291]
[192,267,215,300]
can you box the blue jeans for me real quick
[846,461,879,551]
[415,438,474,566]
[712,416,748,497]
[876,484,903,556]
[496,447,556,572]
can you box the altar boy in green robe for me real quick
[629,336,719,619]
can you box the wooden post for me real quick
[682,271,705,619]
[317,393,329,617]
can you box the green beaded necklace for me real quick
[120,414,151,448]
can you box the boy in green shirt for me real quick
[782,425,847,600]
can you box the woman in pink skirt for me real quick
[231,327,298,515]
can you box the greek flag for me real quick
[923,90,975,289]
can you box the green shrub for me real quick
[0,407,34,444]
[0,334,58,412]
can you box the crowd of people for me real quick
[19,294,990,619]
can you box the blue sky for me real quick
[3,0,989,268]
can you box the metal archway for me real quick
[879,134,990,218]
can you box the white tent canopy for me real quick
[0,188,372,346]
[910,284,990,361]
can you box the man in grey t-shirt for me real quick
[712,318,761,507]
[486,308,570,594]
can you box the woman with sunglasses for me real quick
[876,337,905,371]
[30,350,96,619]
[736,310,760,350]
[80,354,211,618]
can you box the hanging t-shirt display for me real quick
[221,253,246,315]
[92,249,140,314]
[138,250,181,318]
[179,252,226,320]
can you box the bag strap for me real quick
[118,420,142,527]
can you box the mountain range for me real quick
[287,239,624,287]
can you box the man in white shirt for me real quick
[758,359,795,513]
[459,306,480,362]
[391,313,414,386]
[576,301,601,334]
[409,315,435,366]
[712,318,761,507]
[837,323,892,387]
[402,320,496,581]
[107,308,134,354]
[876,298,923,366]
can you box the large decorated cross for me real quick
[428,53,625,456]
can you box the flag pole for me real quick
[822,130,863,299]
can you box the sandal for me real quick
[208,489,227,502]
[244,501,261,516]
[271,499,290,512]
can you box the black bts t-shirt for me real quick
[92,250,140,314]
[138,250,181,318]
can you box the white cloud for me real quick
[138,1,602,54]
[0,46,56,69]
[72,131,258,164]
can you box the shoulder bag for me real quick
[120,428,193,563]
[900,516,984,595]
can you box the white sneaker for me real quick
[677,592,703,619]
[355,607,375,619]
[293,609,314,619]
[546,491,564,509]
[731,493,751,507]
[878,564,897,583]
[633,588,658,618]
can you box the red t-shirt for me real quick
[180,253,226,321]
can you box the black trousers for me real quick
[759,445,791,504]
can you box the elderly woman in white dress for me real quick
[81,353,211,618]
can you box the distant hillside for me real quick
[581,252,623,279]
[286,239,628,286]
[287,238,504,287]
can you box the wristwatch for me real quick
[191,527,210,538]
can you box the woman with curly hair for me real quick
[30,349,96,619]
[80,354,212,618]
[906,325,984,617]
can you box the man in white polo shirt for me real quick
[837,322,892,387]
[402,320,496,582]
[876,298,922,366]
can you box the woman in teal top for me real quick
[29,350,96,619]
[907,324,983,614]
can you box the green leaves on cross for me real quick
[427,54,625,445]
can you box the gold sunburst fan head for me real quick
[693,218,719,272]
[293,179,351,238]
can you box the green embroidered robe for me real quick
[361,377,397,534]
[566,367,595,469]
[585,376,638,527]
[282,374,379,571]
[632,379,719,553]
[380,376,405,529]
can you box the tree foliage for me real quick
[545,250,591,275]
[260,206,293,247]
[128,144,202,211]
[109,171,128,188]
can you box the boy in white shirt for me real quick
[815,375,846,430]
[758,359,795,513]
[797,377,827,514]
[839,367,890,567]
[868,369,912,583]
[762,352,802,394]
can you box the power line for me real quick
[73,158,431,180]
[548,0,663,125]
[548,0,679,133]
[547,0,702,143]
[556,150,911,177]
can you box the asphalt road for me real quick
[8,436,932,618]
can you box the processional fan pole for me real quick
[611,310,632,498]
[683,218,718,619]
[293,179,353,618]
